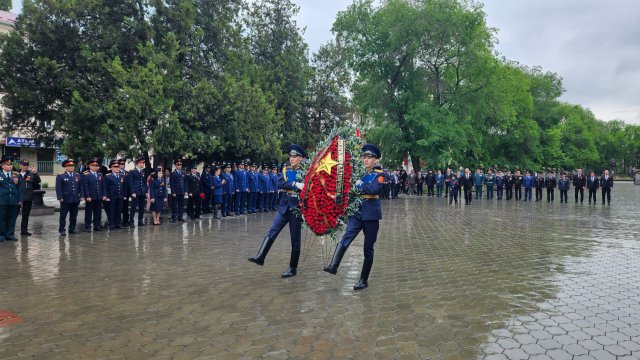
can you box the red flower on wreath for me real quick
[300,136,353,235]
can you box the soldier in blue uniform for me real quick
[211,166,223,219]
[56,159,83,236]
[249,144,307,278]
[170,159,187,222]
[258,164,270,212]
[128,157,148,226]
[221,163,234,217]
[0,155,23,242]
[234,162,248,215]
[186,163,203,220]
[201,165,213,214]
[523,171,534,202]
[269,164,278,211]
[104,160,126,229]
[324,144,386,290]
[247,163,259,214]
[484,169,495,199]
[81,159,106,232]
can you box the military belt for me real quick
[361,195,380,199]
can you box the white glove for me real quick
[355,180,363,187]
[294,182,304,190]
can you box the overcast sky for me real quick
[11,0,640,124]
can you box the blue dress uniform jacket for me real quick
[0,171,23,205]
[81,171,105,200]
[235,169,248,192]
[356,167,385,221]
[212,175,223,204]
[149,178,167,212]
[473,173,484,187]
[247,171,259,192]
[170,170,186,195]
[558,178,570,191]
[201,172,213,194]
[259,173,269,193]
[0,171,23,240]
[495,175,505,187]
[56,172,82,203]
[523,175,535,188]
[128,168,148,195]
[277,166,302,214]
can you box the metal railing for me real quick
[36,161,57,174]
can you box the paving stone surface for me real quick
[1,183,639,359]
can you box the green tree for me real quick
[0,0,11,11]
[246,0,313,147]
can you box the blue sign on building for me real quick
[5,136,42,148]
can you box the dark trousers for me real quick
[107,199,123,228]
[0,204,19,239]
[463,188,472,204]
[588,189,597,203]
[444,183,449,197]
[575,188,584,203]
[417,184,424,196]
[547,189,555,202]
[449,188,458,204]
[535,188,543,201]
[602,188,611,204]
[270,192,278,210]
[171,195,185,220]
[203,193,212,213]
[496,187,503,199]
[524,188,532,201]
[436,184,443,197]
[427,185,434,196]
[187,195,202,219]
[266,207,302,268]
[339,215,379,263]
[560,190,568,203]
[122,199,130,224]
[59,202,79,233]
[475,185,483,199]
[236,192,247,214]
[486,186,493,199]
[222,194,231,216]
[515,187,522,201]
[248,192,258,212]
[130,195,146,224]
[20,200,33,233]
[84,200,103,230]
[259,193,267,211]
[506,188,513,200]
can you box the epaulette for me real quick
[374,169,383,173]
[59,172,66,175]
[83,170,90,174]
[107,173,115,176]
[12,171,19,175]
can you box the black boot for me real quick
[354,258,374,290]
[324,243,348,275]
[248,236,275,266]
[282,250,300,278]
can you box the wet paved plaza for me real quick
[1,184,640,359]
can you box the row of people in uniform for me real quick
[54,157,289,235]
[438,167,614,205]
[0,156,42,241]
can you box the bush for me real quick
[42,182,49,188]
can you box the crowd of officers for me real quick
[41,157,282,236]
[0,152,618,241]
[379,167,614,206]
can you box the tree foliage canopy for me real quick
[0,0,638,174]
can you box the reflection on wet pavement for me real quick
[1,184,639,359]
